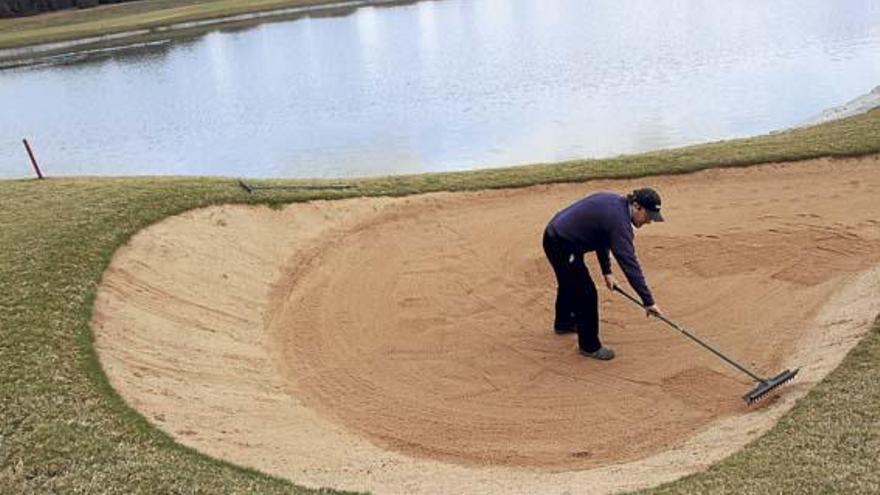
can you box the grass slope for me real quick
[1,109,879,494]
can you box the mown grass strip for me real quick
[0,110,878,494]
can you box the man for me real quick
[543,187,664,360]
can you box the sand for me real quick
[92,156,880,494]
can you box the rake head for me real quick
[743,368,799,405]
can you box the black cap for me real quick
[632,188,664,222]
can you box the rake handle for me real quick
[612,285,764,383]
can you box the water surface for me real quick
[1,0,878,178]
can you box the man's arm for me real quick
[596,248,621,290]
[609,230,655,307]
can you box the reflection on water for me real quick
[1,0,879,178]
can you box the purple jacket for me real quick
[546,192,654,306]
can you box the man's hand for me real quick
[646,304,662,318]
[603,273,618,290]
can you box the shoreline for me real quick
[0,0,418,68]
[796,85,880,128]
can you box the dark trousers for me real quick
[543,228,601,352]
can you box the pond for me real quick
[1,0,878,179]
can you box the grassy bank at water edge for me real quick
[0,0,408,52]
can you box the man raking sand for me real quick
[543,187,665,359]
[544,187,798,403]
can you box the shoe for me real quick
[553,324,576,335]
[579,346,615,361]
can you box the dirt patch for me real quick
[93,156,880,494]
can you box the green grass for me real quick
[1,109,879,494]
[0,0,405,51]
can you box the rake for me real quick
[613,285,798,405]
[237,179,354,194]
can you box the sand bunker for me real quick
[92,156,880,494]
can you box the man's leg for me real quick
[571,258,601,352]
[543,230,576,332]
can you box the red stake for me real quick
[22,138,44,179]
